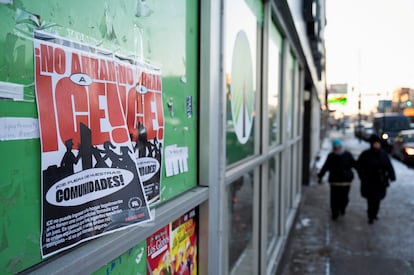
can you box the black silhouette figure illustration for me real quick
[134,122,162,159]
[101,141,122,168]
[44,123,137,184]
[43,124,89,188]
[60,139,81,176]
[135,122,150,157]
[153,137,162,163]
[131,122,163,203]
[79,123,93,170]
[92,145,107,168]
[115,146,136,170]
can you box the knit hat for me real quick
[369,134,381,144]
[332,139,343,148]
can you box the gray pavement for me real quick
[280,129,414,275]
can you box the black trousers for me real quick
[330,185,351,218]
[367,197,381,220]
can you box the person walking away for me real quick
[357,134,396,224]
[317,139,356,220]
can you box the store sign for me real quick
[34,31,162,257]
[328,94,347,105]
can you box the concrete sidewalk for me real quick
[280,129,414,275]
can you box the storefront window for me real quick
[285,52,296,139]
[225,0,262,166]
[267,156,280,246]
[296,68,303,136]
[228,171,255,273]
[268,23,283,146]
[283,147,293,218]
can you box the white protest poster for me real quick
[34,31,151,258]
[121,65,164,204]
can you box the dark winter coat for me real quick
[318,151,356,183]
[357,148,396,200]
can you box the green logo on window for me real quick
[230,31,254,144]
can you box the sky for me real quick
[325,0,414,95]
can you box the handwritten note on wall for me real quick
[0,117,39,141]
[164,145,189,177]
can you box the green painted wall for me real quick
[92,241,146,275]
[0,1,198,273]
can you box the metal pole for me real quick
[358,91,362,143]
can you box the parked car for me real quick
[391,129,414,164]
[361,125,373,141]
[372,113,411,150]
[353,121,372,141]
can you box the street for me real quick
[280,129,414,275]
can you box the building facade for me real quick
[0,0,325,274]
